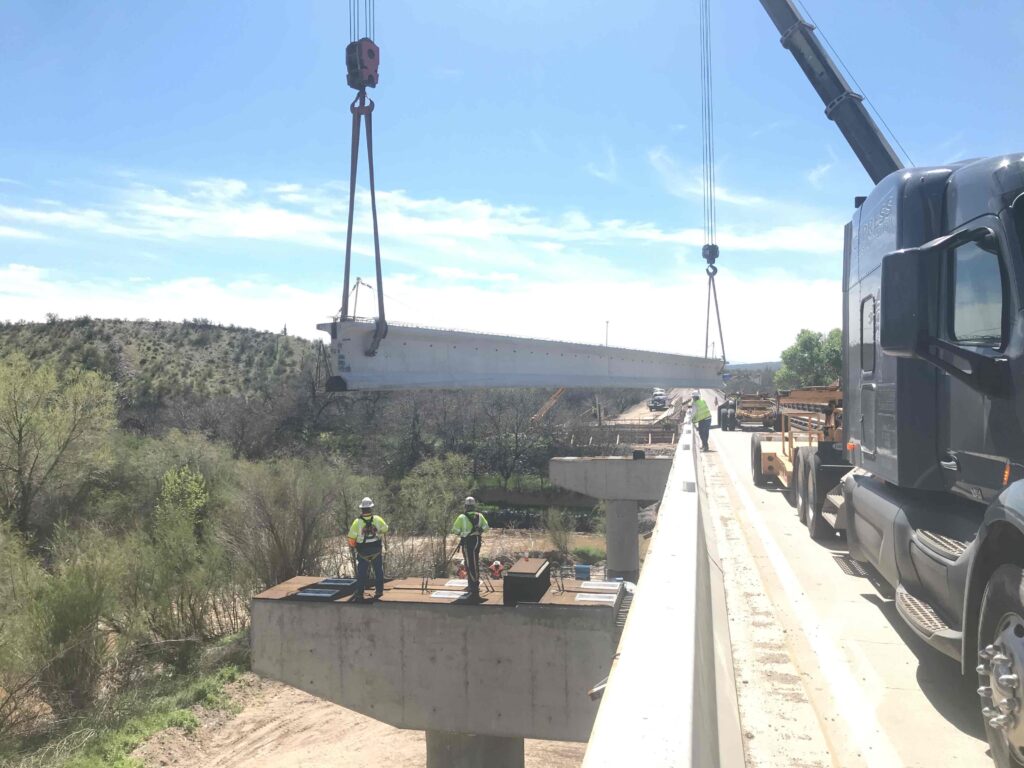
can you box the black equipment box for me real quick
[503,558,550,606]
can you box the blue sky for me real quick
[3,0,1024,361]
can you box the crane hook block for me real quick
[346,38,380,90]
[702,243,719,266]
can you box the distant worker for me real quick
[691,390,712,452]
[489,560,504,579]
[347,497,389,602]
[452,496,489,599]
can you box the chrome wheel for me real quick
[980,614,1024,760]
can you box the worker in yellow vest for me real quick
[691,390,712,452]
[452,496,489,599]
[348,497,389,602]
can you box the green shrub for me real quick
[33,525,123,712]
[544,508,573,556]
[0,524,47,742]
[572,546,605,565]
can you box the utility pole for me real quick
[605,320,609,346]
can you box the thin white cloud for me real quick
[806,146,838,188]
[0,178,842,265]
[807,162,832,188]
[0,225,46,239]
[749,120,790,138]
[585,145,618,183]
[647,147,766,206]
[429,266,519,283]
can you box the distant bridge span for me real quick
[317,319,723,391]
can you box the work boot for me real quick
[373,591,384,599]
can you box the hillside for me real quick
[0,317,316,407]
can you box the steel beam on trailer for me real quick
[317,319,723,391]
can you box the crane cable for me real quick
[340,0,387,355]
[699,0,726,363]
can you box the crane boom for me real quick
[757,0,903,184]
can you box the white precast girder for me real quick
[317,319,724,391]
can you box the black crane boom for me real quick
[757,0,903,184]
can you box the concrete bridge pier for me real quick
[548,455,673,583]
[426,731,524,768]
[605,500,641,581]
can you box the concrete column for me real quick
[605,500,639,582]
[426,730,525,768]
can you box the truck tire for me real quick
[790,444,806,512]
[718,405,725,426]
[794,448,808,524]
[751,434,766,488]
[726,409,736,431]
[805,454,833,540]
[978,564,1024,768]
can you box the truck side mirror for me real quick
[880,226,994,357]
[880,249,927,357]
[880,226,1010,397]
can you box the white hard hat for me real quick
[464,496,477,508]
[359,497,375,510]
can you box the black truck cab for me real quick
[842,156,1024,726]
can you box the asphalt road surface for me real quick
[705,425,992,768]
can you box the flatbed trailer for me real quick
[749,386,853,539]
[718,393,775,432]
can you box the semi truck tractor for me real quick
[755,0,1024,762]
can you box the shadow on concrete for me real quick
[860,591,986,742]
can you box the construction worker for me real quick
[452,496,489,598]
[691,390,712,452]
[347,497,389,602]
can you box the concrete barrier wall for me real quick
[251,599,617,743]
[581,420,743,767]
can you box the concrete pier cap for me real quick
[251,576,624,768]
[549,455,672,581]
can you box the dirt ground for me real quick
[132,673,584,768]
[477,529,604,561]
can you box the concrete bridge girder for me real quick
[317,319,723,390]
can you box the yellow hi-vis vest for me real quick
[452,511,489,538]
[348,514,389,544]
[692,398,712,423]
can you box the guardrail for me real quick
[582,416,743,767]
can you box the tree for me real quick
[0,354,116,534]
[397,454,471,576]
[476,390,549,487]
[774,329,842,389]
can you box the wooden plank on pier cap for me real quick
[316,319,724,391]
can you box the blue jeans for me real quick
[356,551,384,596]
